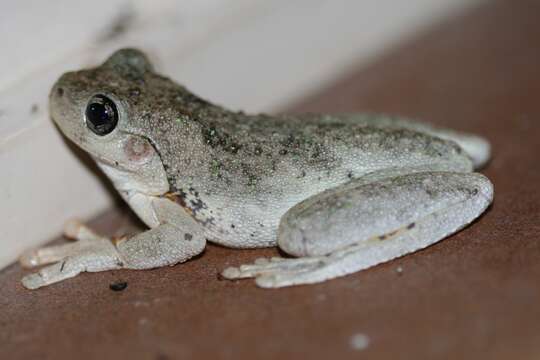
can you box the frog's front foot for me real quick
[20,219,123,289]
[20,209,207,289]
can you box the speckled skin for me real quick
[20,49,494,289]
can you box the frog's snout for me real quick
[49,73,70,115]
[49,78,67,128]
[48,71,87,143]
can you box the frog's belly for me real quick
[203,195,288,249]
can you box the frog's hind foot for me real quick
[221,253,351,288]
[222,256,323,282]
[221,241,403,288]
[19,219,123,289]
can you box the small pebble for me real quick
[110,281,128,291]
[350,333,370,350]
[396,266,403,274]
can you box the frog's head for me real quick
[50,48,170,194]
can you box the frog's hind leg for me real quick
[426,129,490,169]
[367,116,491,169]
[392,119,491,169]
[221,171,493,288]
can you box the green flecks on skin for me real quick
[175,116,188,124]
[247,176,258,188]
[202,125,242,154]
[211,159,223,178]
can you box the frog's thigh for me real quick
[222,171,493,288]
[279,171,493,257]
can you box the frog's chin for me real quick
[92,152,170,196]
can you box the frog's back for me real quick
[213,112,474,180]
[176,112,474,249]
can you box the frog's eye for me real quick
[85,95,119,136]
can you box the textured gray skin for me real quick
[20,49,493,289]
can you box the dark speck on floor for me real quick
[109,281,128,291]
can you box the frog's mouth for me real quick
[91,153,133,172]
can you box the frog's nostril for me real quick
[56,87,64,97]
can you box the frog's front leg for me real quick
[222,171,493,288]
[20,197,205,289]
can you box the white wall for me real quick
[0,0,484,269]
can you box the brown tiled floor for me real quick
[2,1,540,359]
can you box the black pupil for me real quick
[85,95,118,135]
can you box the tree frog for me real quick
[20,49,494,289]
